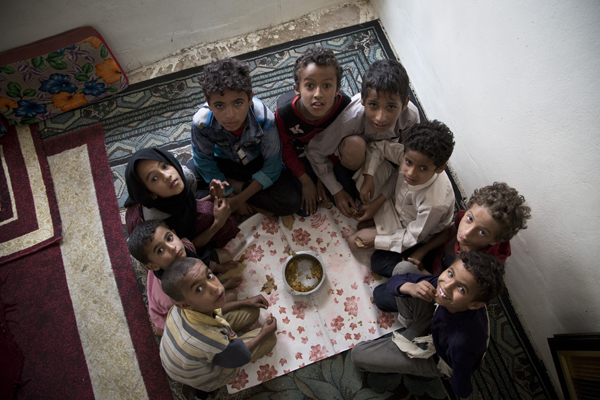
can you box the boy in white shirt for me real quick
[305,59,420,218]
[347,120,455,277]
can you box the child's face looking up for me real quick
[144,226,186,270]
[136,159,185,198]
[176,260,226,315]
[294,63,339,121]
[208,90,252,132]
[362,89,407,133]
[435,259,485,313]
[457,204,501,251]
[400,149,445,186]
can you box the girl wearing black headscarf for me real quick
[124,148,239,248]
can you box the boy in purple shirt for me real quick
[351,251,505,398]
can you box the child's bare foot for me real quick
[152,325,164,336]
[211,260,238,274]
[255,207,278,221]
[265,212,278,222]
[221,260,238,273]
[222,276,243,290]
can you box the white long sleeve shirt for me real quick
[374,163,455,253]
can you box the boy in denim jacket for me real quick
[191,58,301,218]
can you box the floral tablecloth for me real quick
[223,209,402,393]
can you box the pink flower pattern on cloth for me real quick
[224,210,403,393]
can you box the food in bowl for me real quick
[284,254,323,293]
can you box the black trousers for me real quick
[187,157,302,216]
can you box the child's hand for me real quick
[354,235,374,249]
[209,179,229,199]
[213,197,232,227]
[333,189,358,218]
[407,281,437,302]
[261,314,278,336]
[247,294,269,309]
[316,179,329,208]
[354,203,377,221]
[359,175,375,206]
[152,324,164,336]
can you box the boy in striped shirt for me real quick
[159,257,277,392]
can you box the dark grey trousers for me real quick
[351,261,439,376]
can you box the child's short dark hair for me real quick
[161,257,200,302]
[467,182,531,242]
[201,58,252,102]
[127,219,170,264]
[293,47,343,90]
[404,120,455,168]
[458,251,505,303]
[361,59,410,107]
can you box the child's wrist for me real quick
[398,282,412,295]
[298,173,312,184]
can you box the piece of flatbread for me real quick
[261,275,277,294]
[354,237,366,248]
[282,215,295,230]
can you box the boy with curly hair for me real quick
[275,47,352,215]
[352,251,505,398]
[406,182,532,275]
[348,120,455,277]
[305,59,420,217]
[190,58,301,218]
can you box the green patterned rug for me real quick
[39,20,558,400]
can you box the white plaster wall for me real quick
[0,0,348,71]
[372,0,600,395]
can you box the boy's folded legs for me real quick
[371,249,404,277]
[394,262,435,339]
[373,284,398,312]
[223,307,260,333]
[244,168,302,216]
[373,261,435,337]
[392,260,420,276]
[351,335,441,377]
[371,245,426,277]
[213,156,302,216]
[333,161,359,200]
[240,328,277,362]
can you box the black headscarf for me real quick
[125,148,197,240]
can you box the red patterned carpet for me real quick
[0,125,61,265]
[0,124,171,399]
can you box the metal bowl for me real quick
[282,251,326,296]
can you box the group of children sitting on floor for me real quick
[124,47,532,398]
